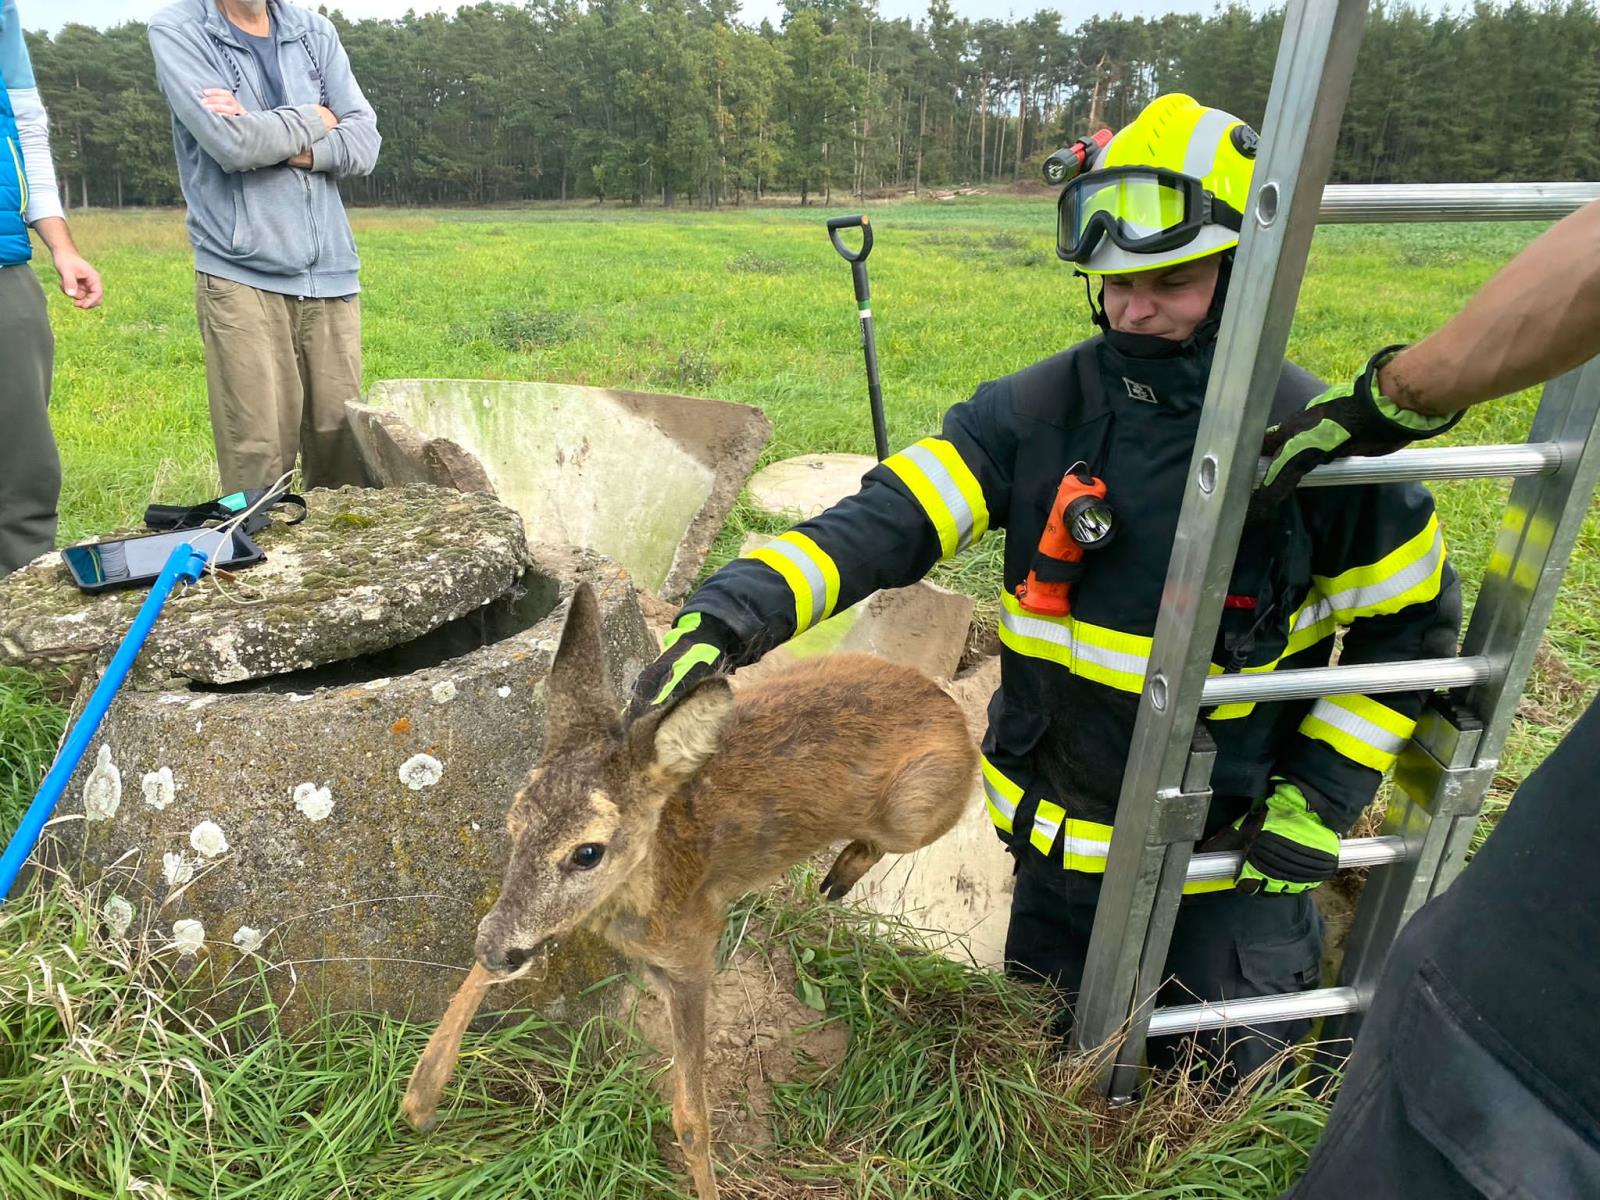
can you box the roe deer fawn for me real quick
[402,582,978,1199]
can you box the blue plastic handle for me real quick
[0,543,210,902]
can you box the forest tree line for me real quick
[23,0,1600,209]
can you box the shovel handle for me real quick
[827,214,873,263]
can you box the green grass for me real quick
[0,867,1328,1200]
[2,199,1597,1197]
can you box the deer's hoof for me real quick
[400,1097,439,1134]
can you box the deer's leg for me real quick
[401,962,495,1133]
[665,969,719,1200]
[820,838,885,900]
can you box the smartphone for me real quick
[61,527,265,594]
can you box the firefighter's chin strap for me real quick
[1078,249,1236,357]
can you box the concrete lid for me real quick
[0,485,532,687]
[350,380,772,602]
[746,453,878,521]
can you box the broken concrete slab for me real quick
[745,452,877,521]
[736,534,974,683]
[349,380,772,602]
[46,550,656,1031]
[851,656,1012,967]
[0,485,530,691]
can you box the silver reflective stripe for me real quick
[761,537,828,630]
[1033,812,1061,841]
[1293,594,1335,633]
[1064,832,1112,859]
[1322,528,1445,616]
[1184,107,1237,181]
[1000,607,1150,680]
[984,776,1017,822]
[901,442,977,552]
[1308,698,1408,757]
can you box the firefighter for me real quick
[1258,201,1600,1195]
[633,93,1461,1080]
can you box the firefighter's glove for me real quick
[1230,782,1341,895]
[627,611,734,718]
[1250,345,1461,521]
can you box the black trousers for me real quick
[1286,693,1600,1199]
[1005,851,1323,1081]
[0,263,58,578]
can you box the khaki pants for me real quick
[195,273,368,493]
[0,263,59,578]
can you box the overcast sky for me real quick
[33,0,1286,38]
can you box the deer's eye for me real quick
[570,843,605,870]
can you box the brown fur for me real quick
[402,584,978,1200]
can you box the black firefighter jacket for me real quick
[684,333,1461,888]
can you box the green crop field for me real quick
[0,200,1594,1198]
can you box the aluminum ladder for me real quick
[1067,0,1600,1099]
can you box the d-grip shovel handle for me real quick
[827,214,874,263]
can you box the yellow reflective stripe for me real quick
[981,754,1021,835]
[981,755,1236,890]
[1207,703,1255,720]
[919,438,990,546]
[743,531,841,635]
[998,591,1152,693]
[1301,694,1417,773]
[1312,515,1446,622]
[1062,818,1115,873]
[1000,593,1263,709]
[1030,799,1066,857]
[883,437,988,559]
[1183,879,1237,895]
[1205,662,1264,720]
[1285,592,1339,656]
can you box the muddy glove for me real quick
[627,611,735,717]
[1218,781,1341,895]
[1250,345,1461,521]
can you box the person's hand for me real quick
[286,150,314,168]
[1211,782,1341,895]
[313,105,339,130]
[199,88,246,117]
[627,611,735,718]
[1250,345,1462,521]
[52,248,103,310]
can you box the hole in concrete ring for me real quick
[189,569,562,695]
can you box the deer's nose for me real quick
[478,944,530,975]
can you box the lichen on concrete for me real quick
[49,550,657,1030]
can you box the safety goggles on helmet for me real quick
[1056,166,1244,265]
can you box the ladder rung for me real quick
[1277,443,1561,488]
[1186,835,1408,884]
[1319,181,1600,224]
[1201,657,1493,706]
[1147,986,1362,1038]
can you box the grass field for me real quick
[1,199,1595,1198]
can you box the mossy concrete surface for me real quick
[0,485,530,691]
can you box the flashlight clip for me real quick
[1014,466,1115,618]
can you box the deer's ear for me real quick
[637,677,735,785]
[546,582,617,754]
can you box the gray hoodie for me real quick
[149,0,380,297]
